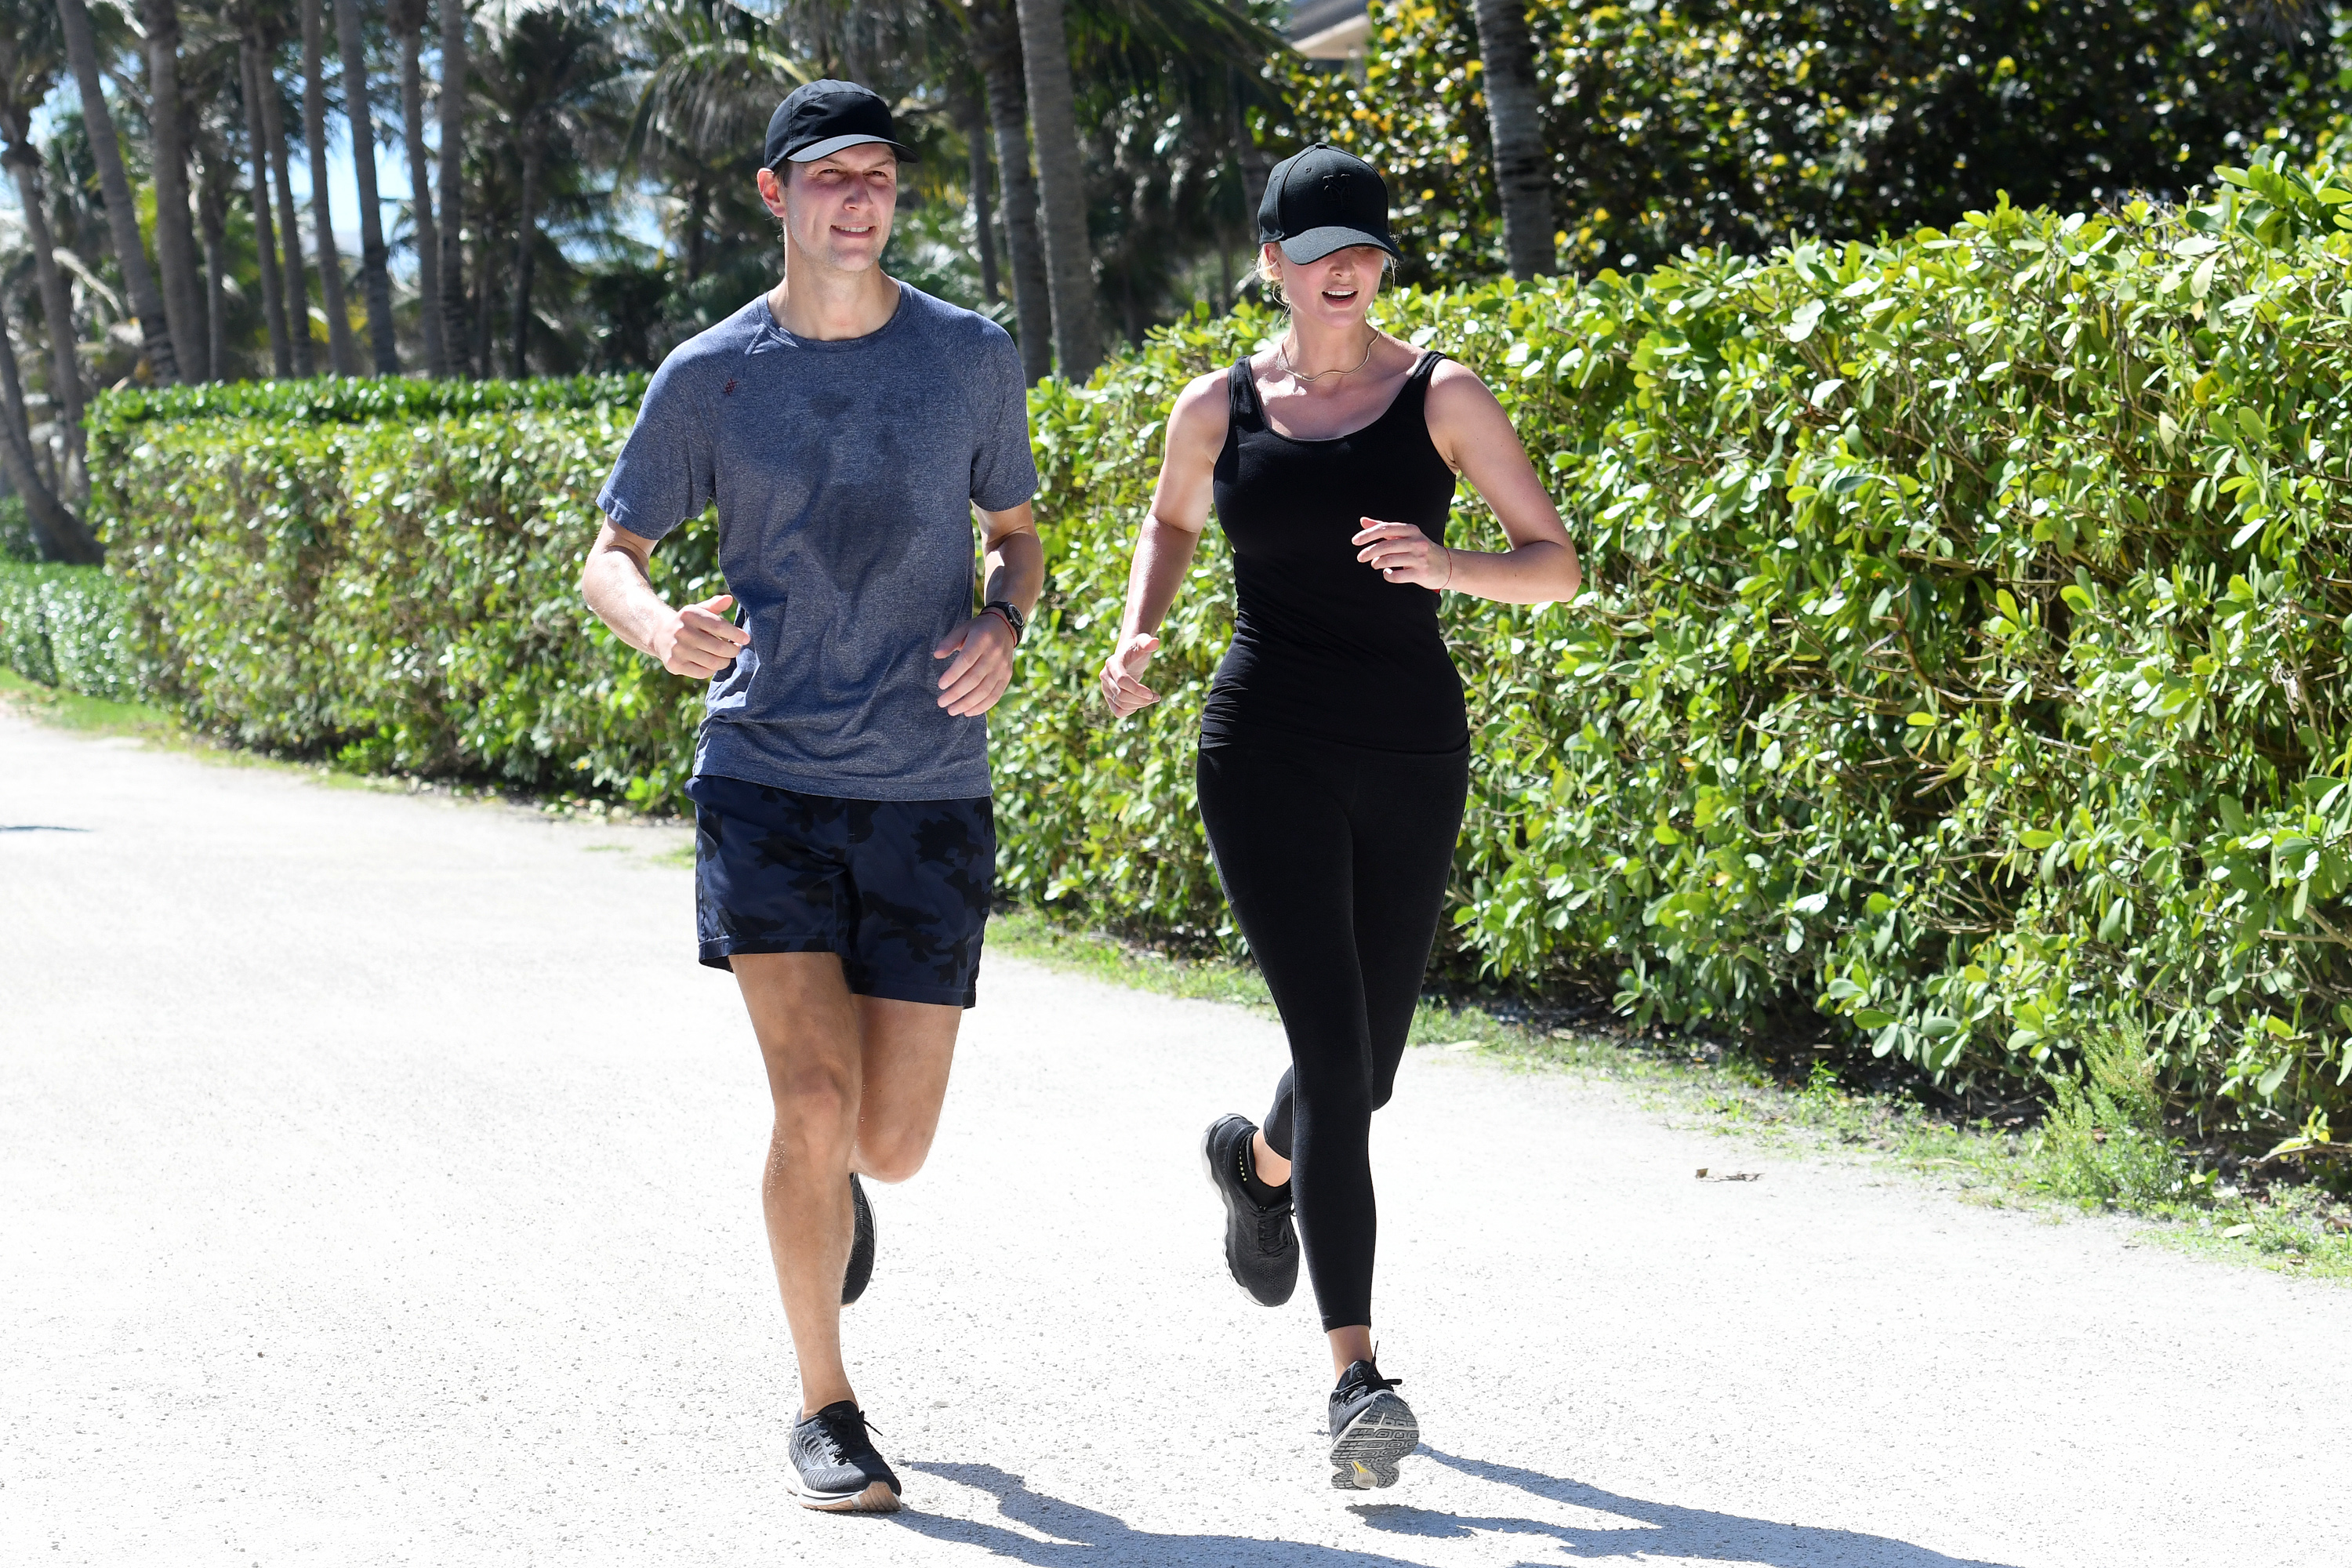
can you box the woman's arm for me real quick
[1352,361,1583,604]
[1100,370,1228,715]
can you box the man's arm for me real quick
[579,521,750,678]
[932,500,1042,717]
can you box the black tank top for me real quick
[1200,350,1468,753]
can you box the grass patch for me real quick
[0,665,179,737]
[989,906,2352,1280]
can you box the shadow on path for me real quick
[897,1454,2020,1567]
[1347,1447,2021,1566]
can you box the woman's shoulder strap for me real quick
[1226,356,1262,427]
[1409,349,1446,383]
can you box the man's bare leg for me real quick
[731,951,960,1417]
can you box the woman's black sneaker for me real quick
[842,1174,875,1305]
[1327,1360,1417,1490]
[789,1400,902,1512]
[1199,1113,1299,1306]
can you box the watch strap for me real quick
[983,598,1026,642]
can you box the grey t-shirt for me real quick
[596,285,1037,800]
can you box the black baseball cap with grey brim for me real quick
[1258,143,1400,264]
[764,79,916,170]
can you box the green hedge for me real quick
[93,376,711,804]
[93,152,2352,1129]
[0,563,147,702]
[1000,152,2352,1133]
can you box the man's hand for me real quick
[1098,632,1160,717]
[653,593,751,679]
[933,612,1018,717]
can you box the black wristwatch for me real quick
[982,598,1026,644]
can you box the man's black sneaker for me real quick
[789,1400,902,1512]
[842,1174,875,1305]
[1199,1113,1298,1306]
[1327,1360,1417,1490]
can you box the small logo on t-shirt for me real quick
[721,378,738,397]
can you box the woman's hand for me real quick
[1098,632,1162,717]
[1352,518,1448,590]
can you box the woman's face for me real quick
[1270,244,1386,331]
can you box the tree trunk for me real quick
[241,33,294,377]
[510,139,539,379]
[141,0,209,381]
[1469,0,1553,280]
[54,0,179,384]
[4,136,89,495]
[0,307,100,563]
[472,230,495,378]
[258,34,317,376]
[301,0,357,373]
[394,0,445,376]
[1011,0,1099,380]
[437,0,470,378]
[1230,70,1269,238]
[974,2,1049,383]
[684,179,707,286]
[336,0,399,373]
[198,147,229,382]
[956,82,999,304]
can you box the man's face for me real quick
[757,143,899,272]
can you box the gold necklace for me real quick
[1276,328,1377,383]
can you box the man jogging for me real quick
[579,80,1040,1515]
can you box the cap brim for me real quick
[1274,226,1400,265]
[780,132,916,165]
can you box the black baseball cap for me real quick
[764,79,915,170]
[1258,143,1399,264]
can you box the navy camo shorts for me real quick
[684,774,996,1008]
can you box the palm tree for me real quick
[969,0,1051,381]
[0,299,97,561]
[253,10,317,376]
[474,3,622,376]
[175,2,249,379]
[53,0,180,383]
[1012,0,1098,379]
[300,0,358,372]
[1,0,88,492]
[390,0,445,373]
[238,23,294,374]
[437,0,469,372]
[618,0,805,309]
[336,0,399,371]
[949,75,998,305]
[1468,0,1552,279]
[141,0,212,379]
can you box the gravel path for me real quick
[3,710,2346,1568]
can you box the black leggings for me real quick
[1196,734,1468,1331]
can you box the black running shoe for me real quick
[1199,1113,1298,1306]
[1327,1360,1417,1490]
[789,1400,901,1512]
[842,1174,875,1306]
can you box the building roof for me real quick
[1289,0,1370,59]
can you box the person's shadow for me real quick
[892,1452,2020,1566]
[1355,1447,2021,1565]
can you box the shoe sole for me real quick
[800,1479,902,1514]
[1198,1117,1296,1308]
[1329,1391,1418,1490]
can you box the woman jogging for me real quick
[1098,143,1582,1491]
